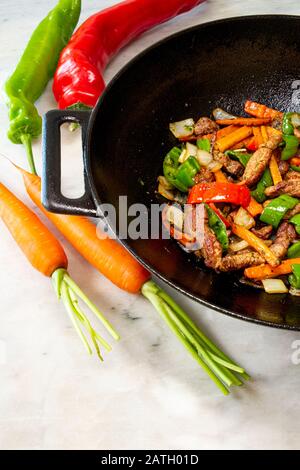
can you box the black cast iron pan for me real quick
[43,15,300,330]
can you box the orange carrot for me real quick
[290,157,300,167]
[19,169,150,294]
[216,124,239,139]
[244,100,283,119]
[230,136,253,150]
[260,125,269,143]
[216,127,253,153]
[214,169,228,182]
[0,182,67,276]
[0,179,119,356]
[246,197,263,217]
[269,154,282,185]
[253,127,264,146]
[231,223,279,267]
[266,126,282,138]
[244,258,300,280]
[216,118,271,126]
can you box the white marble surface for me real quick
[0,0,300,451]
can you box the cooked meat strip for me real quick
[220,250,263,271]
[269,222,296,259]
[285,170,300,181]
[284,202,300,219]
[265,179,300,198]
[242,134,282,186]
[213,149,243,176]
[201,224,222,270]
[251,225,273,239]
[278,160,290,177]
[194,167,214,184]
[194,117,218,136]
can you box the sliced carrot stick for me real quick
[216,118,271,126]
[0,182,67,276]
[253,127,264,146]
[244,100,283,119]
[246,197,263,217]
[216,124,239,139]
[214,169,228,182]
[244,258,300,280]
[269,154,282,185]
[19,169,151,294]
[231,223,279,267]
[260,125,269,144]
[216,127,253,153]
[230,136,253,150]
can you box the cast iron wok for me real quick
[43,15,300,330]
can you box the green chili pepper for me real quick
[225,150,252,167]
[197,138,211,152]
[281,135,299,161]
[260,194,298,228]
[288,241,300,259]
[163,147,200,192]
[288,264,300,289]
[282,112,295,135]
[205,204,228,251]
[5,0,81,174]
[251,168,273,203]
[289,214,300,235]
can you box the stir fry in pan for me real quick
[158,100,300,295]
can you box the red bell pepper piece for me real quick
[53,0,205,109]
[187,182,251,208]
[246,137,258,152]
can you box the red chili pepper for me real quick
[53,0,205,109]
[187,182,251,208]
[246,137,258,152]
[208,203,231,228]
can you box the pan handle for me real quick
[42,109,97,216]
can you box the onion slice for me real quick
[169,118,195,138]
[262,279,288,294]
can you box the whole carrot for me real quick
[19,168,249,395]
[0,180,119,359]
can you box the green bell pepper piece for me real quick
[282,112,295,135]
[176,156,200,190]
[260,194,298,228]
[289,213,300,235]
[197,138,211,152]
[288,241,300,259]
[225,150,252,167]
[163,147,200,192]
[288,264,300,289]
[251,168,273,203]
[205,204,228,251]
[281,135,299,160]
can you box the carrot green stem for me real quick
[142,280,249,394]
[20,134,37,176]
[52,268,119,360]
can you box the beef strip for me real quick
[285,171,300,181]
[284,202,300,219]
[251,225,273,239]
[269,222,296,259]
[265,179,300,198]
[213,149,243,176]
[201,224,222,270]
[195,117,218,136]
[194,167,215,184]
[242,134,282,186]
